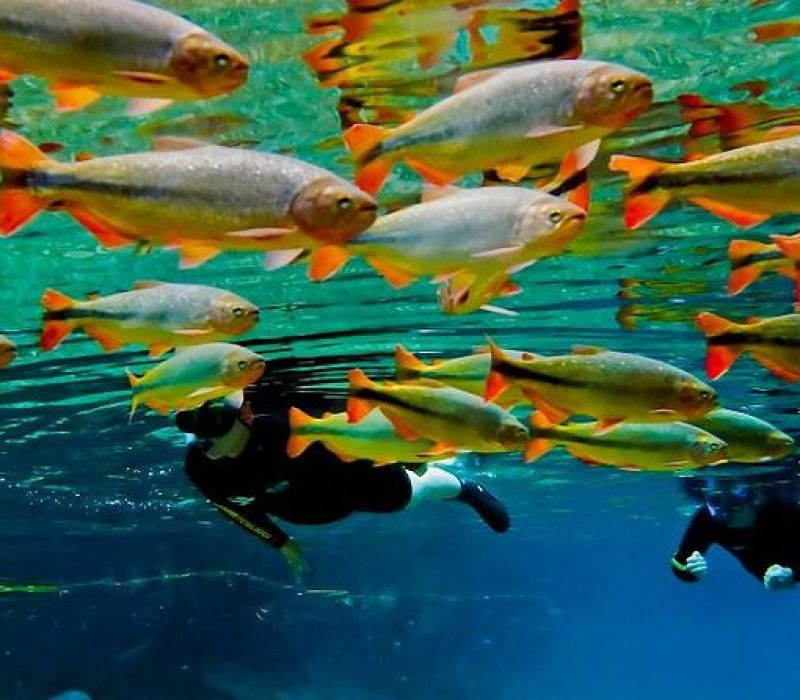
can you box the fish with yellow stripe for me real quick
[485,341,717,430]
[287,407,443,464]
[344,59,652,194]
[689,408,794,463]
[524,412,728,470]
[0,132,377,270]
[696,311,800,381]
[0,0,249,113]
[127,343,265,417]
[40,281,259,357]
[347,368,528,454]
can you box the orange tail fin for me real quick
[395,345,428,378]
[727,240,773,294]
[728,239,774,263]
[727,265,763,295]
[344,124,392,195]
[695,311,734,338]
[0,130,51,235]
[772,234,800,261]
[40,288,78,350]
[347,368,376,422]
[287,407,315,458]
[608,154,670,229]
[696,312,741,379]
[524,411,556,462]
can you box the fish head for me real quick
[497,417,530,448]
[573,65,653,130]
[766,430,795,459]
[171,33,250,97]
[0,337,16,370]
[291,177,378,243]
[516,196,587,253]
[691,435,729,466]
[675,380,718,418]
[222,348,266,387]
[211,294,260,335]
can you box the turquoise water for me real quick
[3,1,800,698]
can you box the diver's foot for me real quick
[457,480,510,533]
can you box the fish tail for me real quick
[0,130,52,236]
[344,124,392,195]
[287,407,315,458]
[39,288,79,350]
[727,239,773,294]
[771,233,800,261]
[347,368,375,422]
[695,312,742,379]
[524,412,556,462]
[484,339,512,402]
[608,154,670,229]
[546,139,600,212]
[394,345,427,379]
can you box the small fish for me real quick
[690,408,794,463]
[40,281,259,357]
[0,0,248,113]
[394,344,525,406]
[287,407,441,464]
[126,343,265,417]
[0,333,16,369]
[344,59,652,194]
[696,311,800,381]
[437,268,523,316]
[727,238,798,297]
[485,341,717,429]
[347,368,529,454]
[610,134,800,230]
[339,186,586,288]
[0,132,377,269]
[525,412,728,470]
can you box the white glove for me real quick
[685,551,708,578]
[763,564,794,591]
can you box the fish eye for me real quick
[610,79,627,94]
[699,390,711,401]
[232,307,244,317]
[237,360,248,370]
[548,211,563,224]
[336,196,354,212]
[214,53,231,70]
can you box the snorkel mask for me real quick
[705,482,762,522]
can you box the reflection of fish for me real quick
[341,186,586,287]
[288,407,440,464]
[347,368,529,453]
[0,132,377,268]
[727,238,798,297]
[0,333,16,369]
[345,59,652,194]
[40,282,259,357]
[752,19,800,44]
[696,311,800,381]
[0,0,248,113]
[127,343,265,416]
[690,408,794,463]
[525,412,728,470]
[611,135,800,230]
[486,341,717,428]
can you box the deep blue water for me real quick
[3,0,800,698]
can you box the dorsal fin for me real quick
[151,136,211,152]
[572,345,606,355]
[454,68,504,93]
[133,280,166,290]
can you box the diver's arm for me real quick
[671,507,716,582]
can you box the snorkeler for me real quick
[671,473,800,591]
[176,396,510,582]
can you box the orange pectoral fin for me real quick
[752,353,800,382]
[52,84,102,112]
[705,345,742,380]
[405,158,461,187]
[365,256,417,289]
[494,162,530,183]
[308,245,349,282]
[689,197,770,229]
[64,206,133,248]
[522,388,569,424]
[524,437,553,463]
[382,411,422,441]
[355,159,392,197]
[178,242,221,269]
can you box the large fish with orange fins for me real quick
[344,59,652,194]
[696,311,800,381]
[0,132,377,269]
[485,341,717,429]
[0,0,249,114]
[40,282,259,357]
[610,134,800,230]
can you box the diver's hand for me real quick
[685,551,708,578]
[764,564,794,591]
[279,539,309,584]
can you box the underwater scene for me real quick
[4,0,800,698]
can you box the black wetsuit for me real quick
[185,414,413,549]
[671,500,800,583]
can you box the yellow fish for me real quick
[347,368,528,453]
[287,407,442,464]
[486,341,717,430]
[0,333,16,369]
[40,282,259,357]
[0,0,248,113]
[127,343,265,417]
[690,408,794,464]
